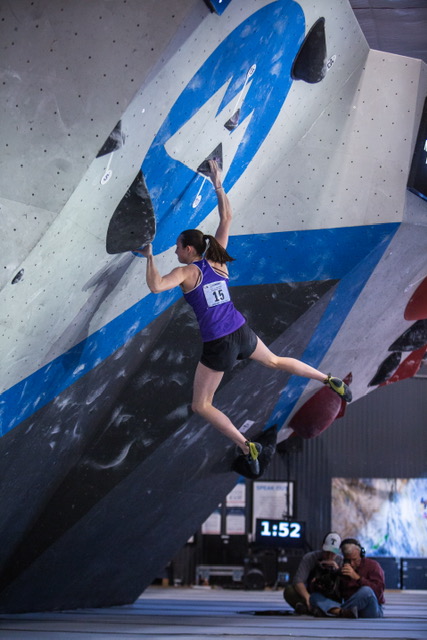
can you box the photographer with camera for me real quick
[309,538,385,618]
[283,532,343,615]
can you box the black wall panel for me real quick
[402,558,427,590]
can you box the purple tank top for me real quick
[183,259,245,342]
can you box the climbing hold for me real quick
[106,170,156,254]
[197,143,223,175]
[291,17,327,84]
[11,269,24,285]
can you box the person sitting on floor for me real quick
[309,537,385,618]
[283,532,343,615]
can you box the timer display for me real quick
[255,518,305,547]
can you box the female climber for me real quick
[139,160,351,473]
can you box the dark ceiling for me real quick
[350,0,427,64]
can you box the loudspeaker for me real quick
[402,558,427,589]
[373,557,401,589]
[244,568,265,590]
[257,550,277,586]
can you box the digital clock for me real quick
[255,518,305,547]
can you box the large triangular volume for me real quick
[196,143,223,175]
[291,17,327,84]
[106,170,156,254]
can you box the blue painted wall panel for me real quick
[0,223,398,436]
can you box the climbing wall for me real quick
[0,0,426,612]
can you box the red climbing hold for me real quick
[380,345,427,385]
[404,276,427,321]
[289,374,351,439]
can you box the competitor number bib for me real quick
[203,281,230,307]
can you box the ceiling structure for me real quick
[350,0,427,64]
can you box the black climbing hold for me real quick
[106,170,156,254]
[202,0,232,15]
[96,120,125,158]
[388,319,427,352]
[224,109,241,131]
[276,432,303,454]
[11,269,24,285]
[368,352,402,386]
[197,143,223,175]
[291,17,327,84]
[231,425,277,480]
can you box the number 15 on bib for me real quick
[203,281,230,307]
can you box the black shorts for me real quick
[200,323,258,372]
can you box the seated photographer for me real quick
[283,532,342,615]
[309,538,385,618]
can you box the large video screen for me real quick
[332,478,427,557]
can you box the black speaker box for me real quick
[371,557,401,589]
[256,549,278,586]
[401,558,427,590]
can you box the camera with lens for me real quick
[309,561,341,601]
[320,561,338,572]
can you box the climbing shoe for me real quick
[324,374,352,402]
[245,441,262,475]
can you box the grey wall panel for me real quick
[0,0,204,287]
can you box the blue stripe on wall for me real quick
[227,224,398,285]
[264,229,398,430]
[0,223,399,436]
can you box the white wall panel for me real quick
[0,0,203,285]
